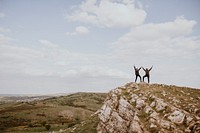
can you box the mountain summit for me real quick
[97,82,200,133]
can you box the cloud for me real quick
[66,0,146,28]
[0,27,11,33]
[0,26,12,45]
[0,39,128,80]
[66,26,90,35]
[112,16,199,60]
[109,16,200,87]
[0,34,12,45]
[2,16,197,90]
[39,39,59,48]
[0,13,5,18]
[62,65,130,78]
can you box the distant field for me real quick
[0,92,107,132]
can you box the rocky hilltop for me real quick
[97,82,200,133]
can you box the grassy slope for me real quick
[64,83,200,133]
[136,83,200,112]
[0,92,106,132]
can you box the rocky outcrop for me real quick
[97,82,200,133]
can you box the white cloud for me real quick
[112,16,199,60]
[117,16,196,42]
[66,26,89,35]
[109,16,200,87]
[39,39,59,48]
[0,39,128,80]
[0,13,5,18]
[0,34,12,45]
[0,27,11,33]
[62,65,130,78]
[1,16,200,93]
[75,26,90,34]
[66,0,146,28]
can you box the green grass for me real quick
[0,92,106,132]
[64,114,99,133]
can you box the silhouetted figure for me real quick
[142,66,153,83]
[134,66,142,82]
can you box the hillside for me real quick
[62,83,200,133]
[97,82,200,133]
[0,92,106,132]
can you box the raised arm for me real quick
[138,67,141,71]
[149,66,153,71]
[134,65,136,70]
[142,67,145,71]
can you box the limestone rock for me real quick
[97,82,200,133]
[150,101,156,108]
[98,104,112,123]
[118,97,134,120]
[155,98,168,112]
[136,98,145,110]
[160,120,171,129]
[129,120,143,133]
[168,110,185,124]
[144,106,153,115]
[130,94,138,103]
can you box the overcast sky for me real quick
[0,0,200,94]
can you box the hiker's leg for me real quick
[143,75,145,82]
[139,75,142,82]
[135,75,138,82]
[147,76,150,83]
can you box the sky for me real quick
[0,0,200,94]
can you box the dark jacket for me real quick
[143,67,153,76]
[134,66,141,75]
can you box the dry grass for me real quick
[0,92,106,132]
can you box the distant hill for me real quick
[0,93,72,103]
[0,95,52,103]
[0,92,106,132]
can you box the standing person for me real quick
[134,66,142,82]
[142,66,153,83]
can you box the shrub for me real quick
[149,127,159,133]
[28,123,33,127]
[75,116,80,121]
[45,124,51,131]
[41,121,46,126]
[0,127,4,131]
[68,123,76,128]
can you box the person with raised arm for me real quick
[142,66,153,83]
[133,66,142,82]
